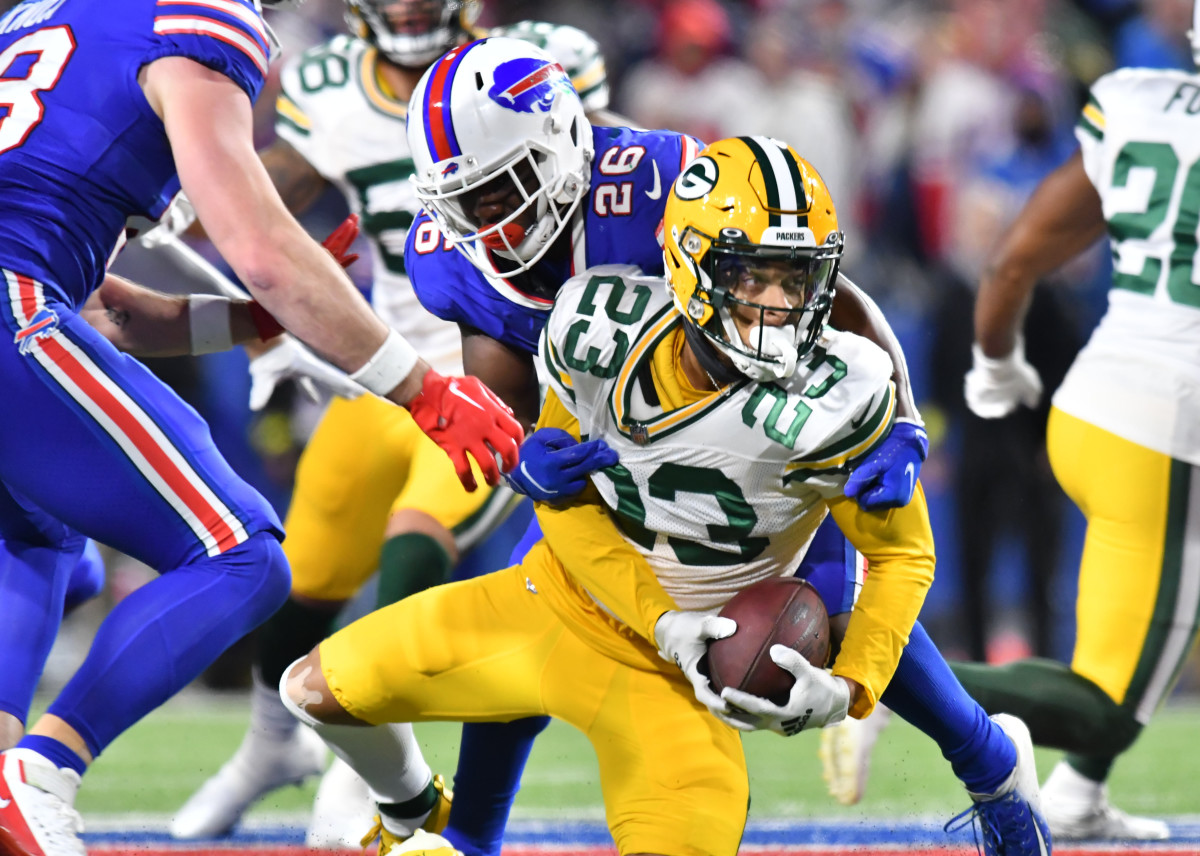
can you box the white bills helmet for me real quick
[407,37,593,278]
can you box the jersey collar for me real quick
[608,305,747,446]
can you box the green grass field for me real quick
[74,692,1200,822]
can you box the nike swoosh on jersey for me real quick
[645,161,662,200]
[849,396,874,429]
[0,796,9,809]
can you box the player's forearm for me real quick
[976,151,1107,358]
[533,390,676,640]
[826,486,936,717]
[829,275,919,422]
[150,57,426,406]
[83,274,261,357]
[535,496,677,642]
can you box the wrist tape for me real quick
[188,294,233,355]
[349,329,420,397]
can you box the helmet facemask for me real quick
[346,0,476,67]
[414,131,588,275]
[676,226,842,382]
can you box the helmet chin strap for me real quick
[682,319,748,387]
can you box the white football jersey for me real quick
[541,266,896,612]
[1057,68,1200,465]
[274,24,610,376]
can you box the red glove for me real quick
[406,371,522,491]
[322,213,360,269]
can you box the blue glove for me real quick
[504,427,619,502]
[843,418,928,511]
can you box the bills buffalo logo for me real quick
[442,162,460,176]
[14,307,59,355]
[488,58,570,114]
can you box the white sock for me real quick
[1043,760,1104,807]
[279,671,432,814]
[248,672,300,743]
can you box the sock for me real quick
[379,781,439,836]
[1066,752,1116,783]
[376,532,453,610]
[444,717,552,856]
[47,532,290,758]
[16,735,86,777]
[950,658,1140,756]
[280,674,433,824]
[881,622,1015,795]
[247,672,300,743]
[257,596,341,691]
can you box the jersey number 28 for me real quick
[0,27,76,156]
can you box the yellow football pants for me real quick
[319,541,749,856]
[1048,407,1200,722]
[283,394,493,601]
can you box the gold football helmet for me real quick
[663,136,843,382]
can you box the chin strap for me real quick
[682,318,746,387]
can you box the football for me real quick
[706,576,831,706]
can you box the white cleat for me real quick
[384,829,462,856]
[170,725,327,839]
[1040,760,1168,841]
[0,749,86,856]
[819,704,892,805]
[305,756,374,849]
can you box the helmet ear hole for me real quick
[569,117,579,147]
[475,72,484,90]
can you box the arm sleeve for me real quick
[147,1,269,102]
[533,389,678,644]
[825,483,936,719]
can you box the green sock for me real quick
[950,658,1140,757]
[257,596,341,688]
[376,532,453,610]
[1066,752,1117,783]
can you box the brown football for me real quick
[706,577,831,706]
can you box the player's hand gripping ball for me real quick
[706,577,830,706]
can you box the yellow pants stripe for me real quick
[1048,408,1200,720]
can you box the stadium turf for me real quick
[75,693,1200,821]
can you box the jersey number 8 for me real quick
[0,26,76,156]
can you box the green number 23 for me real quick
[602,462,769,566]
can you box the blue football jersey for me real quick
[0,0,269,309]
[407,125,702,355]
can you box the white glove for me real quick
[653,610,737,720]
[248,335,366,411]
[963,336,1043,419]
[720,645,850,736]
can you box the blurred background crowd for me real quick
[54,0,1199,695]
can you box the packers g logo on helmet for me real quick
[674,156,719,200]
[662,136,844,383]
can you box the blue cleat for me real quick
[946,714,1052,856]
